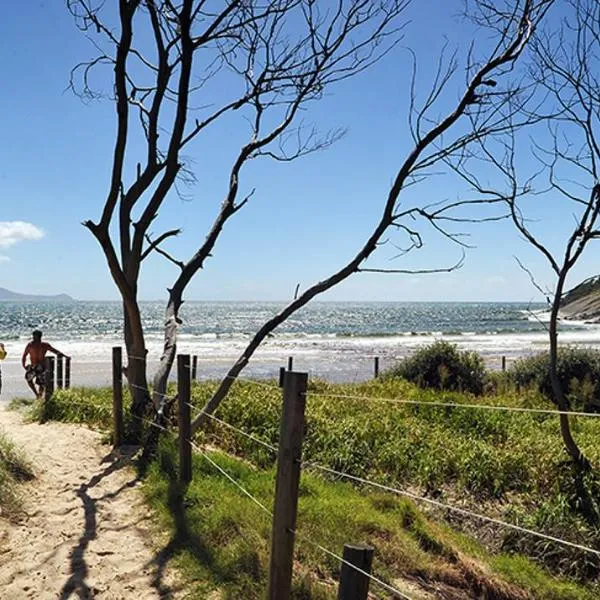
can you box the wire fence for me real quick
[35,349,600,599]
[307,390,600,418]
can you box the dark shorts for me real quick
[25,364,45,386]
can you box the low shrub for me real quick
[508,347,600,412]
[385,341,486,395]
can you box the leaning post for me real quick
[112,346,124,449]
[267,371,308,600]
[373,356,380,379]
[178,354,192,485]
[337,544,374,600]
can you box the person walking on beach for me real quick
[22,331,68,399]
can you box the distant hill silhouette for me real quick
[0,287,75,302]
[560,276,600,322]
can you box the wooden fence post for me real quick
[338,544,374,600]
[44,356,55,402]
[178,354,192,485]
[287,356,294,371]
[112,347,124,449]
[278,366,286,388]
[374,356,380,379]
[267,371,308,600]
[191,355,198,381]
[65,356,71,389]
[57,355,64,389]
[501,356,506,372]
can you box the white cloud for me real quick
[0,221,44,248]
[0,255,10,263]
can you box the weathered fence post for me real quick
[278,366,286,387]
[44,356,55,402]
[112,346,124,449]
[338,544,374,600]
[57,355,64,389]
[267,371,308,600]
[287,356,294,371]
[65,356,71,389]
[501,356,506,372]
[191,355,198,381]
[178,354,192,485]
[373,356,380,379]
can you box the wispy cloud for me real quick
[0,221,44,248]
[0,255,10,263]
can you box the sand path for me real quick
[0,408,182,600]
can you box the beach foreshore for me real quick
[0,330,570,404]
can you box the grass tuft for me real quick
[0,431,34,518]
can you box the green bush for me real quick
[385,341,486,395]
[508,347,600,412]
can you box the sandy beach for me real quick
[0,408,182,599]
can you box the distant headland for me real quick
[560,276,600,322]
[0,287,75,302]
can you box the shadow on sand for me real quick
[57,447,171,599]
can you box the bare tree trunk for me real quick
[123,296,148,416]
[549,277,590,470]
[151,289,182,411]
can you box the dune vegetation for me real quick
[17,352,600,599]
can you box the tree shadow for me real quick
[145,452,223,598]
[58,447,145,600]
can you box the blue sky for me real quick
[0,0,596,303]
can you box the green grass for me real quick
[19,379,600,596]
[0,430,34,518]
[142,438,597,599]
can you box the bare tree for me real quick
[518,0,600,469]
[67,1,554,440]
[450,0,600,469]
[67,0,410,417]
[190,0,555,434]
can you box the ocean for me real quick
[1,300,598,401]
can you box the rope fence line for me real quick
[129,382,173,401]
[125,368,600,419]
[187,437,274,516]
[300,461,600,558]
[308,391,600,418]
[185,428,413,600]
[44,389,600,562]
[291,528,413,600]
[186,404,279,454]
[177,394,600,560]
[40,375,600,559]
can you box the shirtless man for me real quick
[22,330,68,399]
